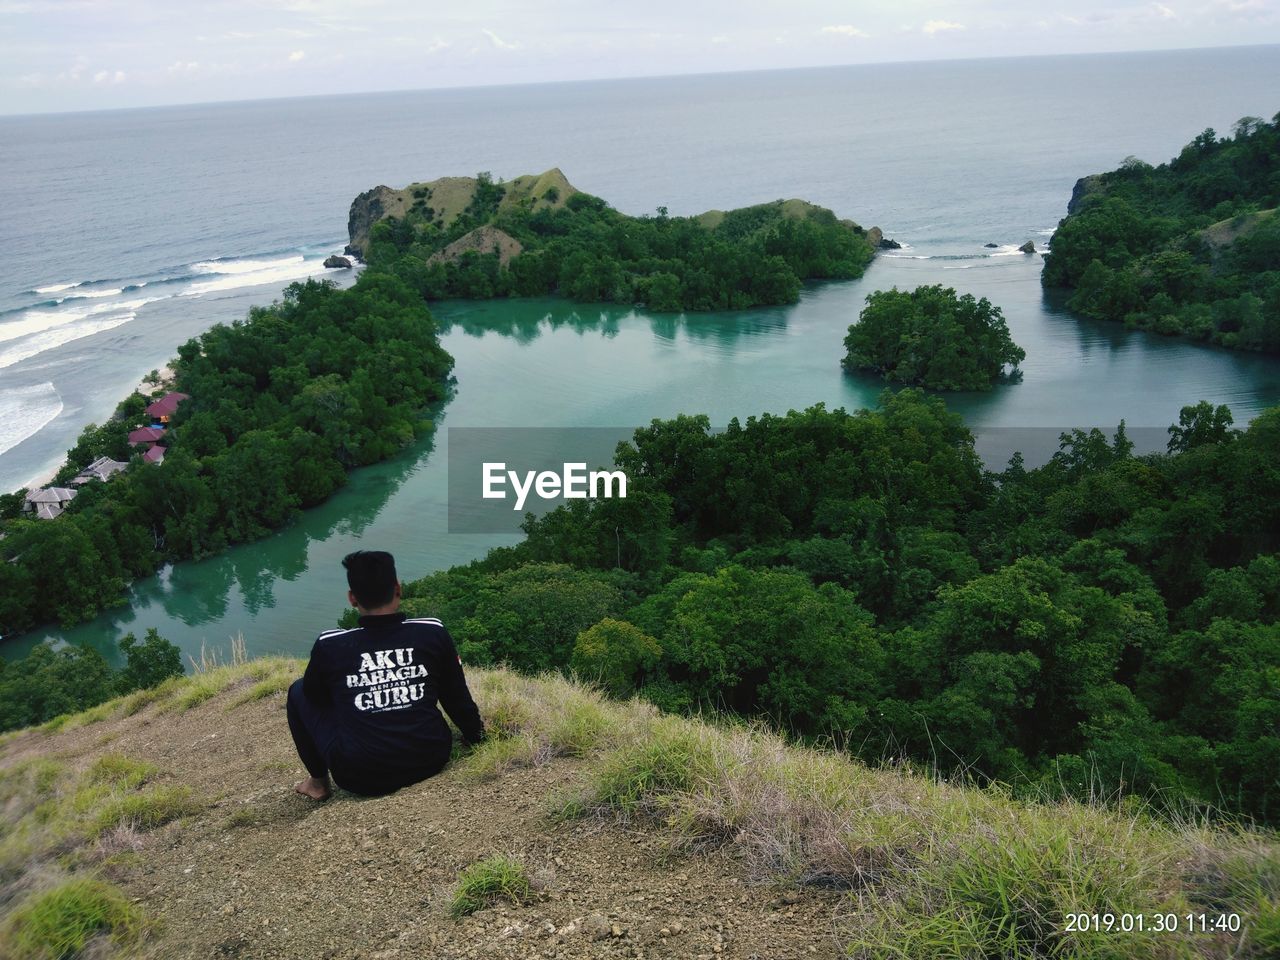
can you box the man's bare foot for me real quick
[294,776,331,801]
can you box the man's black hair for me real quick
[342,550,398,609]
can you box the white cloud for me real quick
[710,35,730,44]
[481,28,520,50]
[820,24,869,38]
[168,60,200,75]
[922,19,965,35]
[425,38,450,54]
[92,69,126,85]
[1151,3,1178,19]
[288,49,306,62]
[1213,0,1270,16]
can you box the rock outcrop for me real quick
[345,185,399,260]
[1019,240,1037,254]
[864,227,899,250]
[1066,174,1105,215]
[323,255,352,269]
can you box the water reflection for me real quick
[436,296,794,348]
[11,413,444,663]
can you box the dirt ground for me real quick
[3,680,850,960]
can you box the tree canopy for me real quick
[1043,113,1280,352]
[842,285,1025,390]
[396,392,1280,824]
[0,628,184,733]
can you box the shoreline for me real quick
[14,365,177,493]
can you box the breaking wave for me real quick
[0,382,64,458]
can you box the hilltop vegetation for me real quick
[1043,113,1280,352]
[0,273,452,634]
[356,170,878,311]
[1,661,1277,958]
[393,392,1280,825]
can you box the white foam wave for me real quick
[0,382,63,457]
[0,312,139,370]
[58,287,124,301]
[33,281,80,294]
[191,254,305,276]
[989,244,1026,257]
[1037,228,1056,236]
[181,254,335,297]
[0,296,161,346]
[882,254,931,260]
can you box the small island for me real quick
[347,169,886,311]
[1043,113,1280,353]
[841,284,1025,391]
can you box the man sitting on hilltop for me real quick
[287,550,485,800]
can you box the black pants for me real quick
[286,679,450,797]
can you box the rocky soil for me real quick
[1,676,846,960]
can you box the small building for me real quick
[128,426,165,447]
[143,445,165,464]
[145,391,188,425]
[25,487,77,520]
[71,456,128,486]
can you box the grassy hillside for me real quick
[1,659,1277,959]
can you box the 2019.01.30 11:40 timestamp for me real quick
[1064,913,1243,934]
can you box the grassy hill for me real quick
[1,659,1277,959]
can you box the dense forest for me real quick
[381,393,1280,824]
[0,628,183,732]
[363,174,877,311]
[1043,112,1280,352]
[843,284,1025,390]
[0,273,453,633]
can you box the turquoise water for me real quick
[2,46,1280,660]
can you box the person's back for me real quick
[287,550,485,800]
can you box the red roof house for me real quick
[128,426,165,446]
[145,391,189,424]
[143,445,165,464]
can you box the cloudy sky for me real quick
[4,0,1277,115]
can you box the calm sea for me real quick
[2,46,1279,660]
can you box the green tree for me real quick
[842,285,1025,390]
[0,642,115,731]
[571,618,662,697]
[1167,401,1236,452]
[116,628,184,694]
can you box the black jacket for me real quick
[301,612,485,773]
